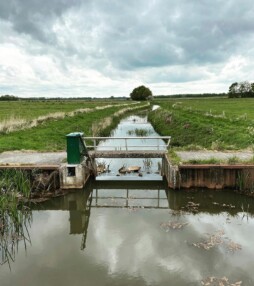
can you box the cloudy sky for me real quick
[0,0,254,98]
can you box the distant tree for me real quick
[130,85,153,101]
[228,81,254,98]
[251,83,254,93]
[0,95,19,101]
[239,81,252,95]
[228,82,239,97]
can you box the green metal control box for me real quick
[66,132,87,164]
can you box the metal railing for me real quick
[82,136,171,151]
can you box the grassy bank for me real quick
[149,98,254,150]
[0,101,133,134]
[0,102,147,152]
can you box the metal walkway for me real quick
[84,136,171,158]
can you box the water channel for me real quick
[1,113,254,285]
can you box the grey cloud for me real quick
[146,67,210,83]
[1,0,254,94]
[76,0,254,70]
[1,0,254,70]
[0,0,82,42]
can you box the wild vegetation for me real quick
[127,128,152,136]
[0,103,136,134]
[0,169,32,268]
[149,98,254,150]
[0,101,147,152]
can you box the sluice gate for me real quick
[61,132,171,189]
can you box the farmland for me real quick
[0,100,147,152]
[0,99,125,121]
[149,97,254,150]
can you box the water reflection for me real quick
[35,180,254,253]
[92,181,169,209]
[2,181,254,285]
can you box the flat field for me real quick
[0,100,124,121]
[161,97,254,120]
[0,100,144,152]
[149,98,254,150]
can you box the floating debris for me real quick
[193,230,225,250]
[212,202,220,205]
[182,201,200,213]
[160,221,188,231]
[118,165,141,174]
[118,165,128,174]
[226,240,242,252]
[212,202,235,209]
[128,166,141,172]
[193,230,242,252]
[169,210,187,216]
[201,276,242,286]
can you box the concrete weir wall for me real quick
[162,155,254,190]
[60,163,92,189]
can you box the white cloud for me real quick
[0,0,254,97]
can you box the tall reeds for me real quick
[0,169,32,268]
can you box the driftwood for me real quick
[127,166,141,172]
[118,166,141,174]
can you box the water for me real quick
[1,114,254,285]
[95,114,165,180]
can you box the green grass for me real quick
[160,97,254,120]
[149,98,254,150]
[0,103,147,152]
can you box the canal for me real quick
[1,113,254,285]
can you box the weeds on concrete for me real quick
[186,157,221,165]
[168,149,181,165]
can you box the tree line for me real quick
[0,95,19,101]
[228,81,254,98]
